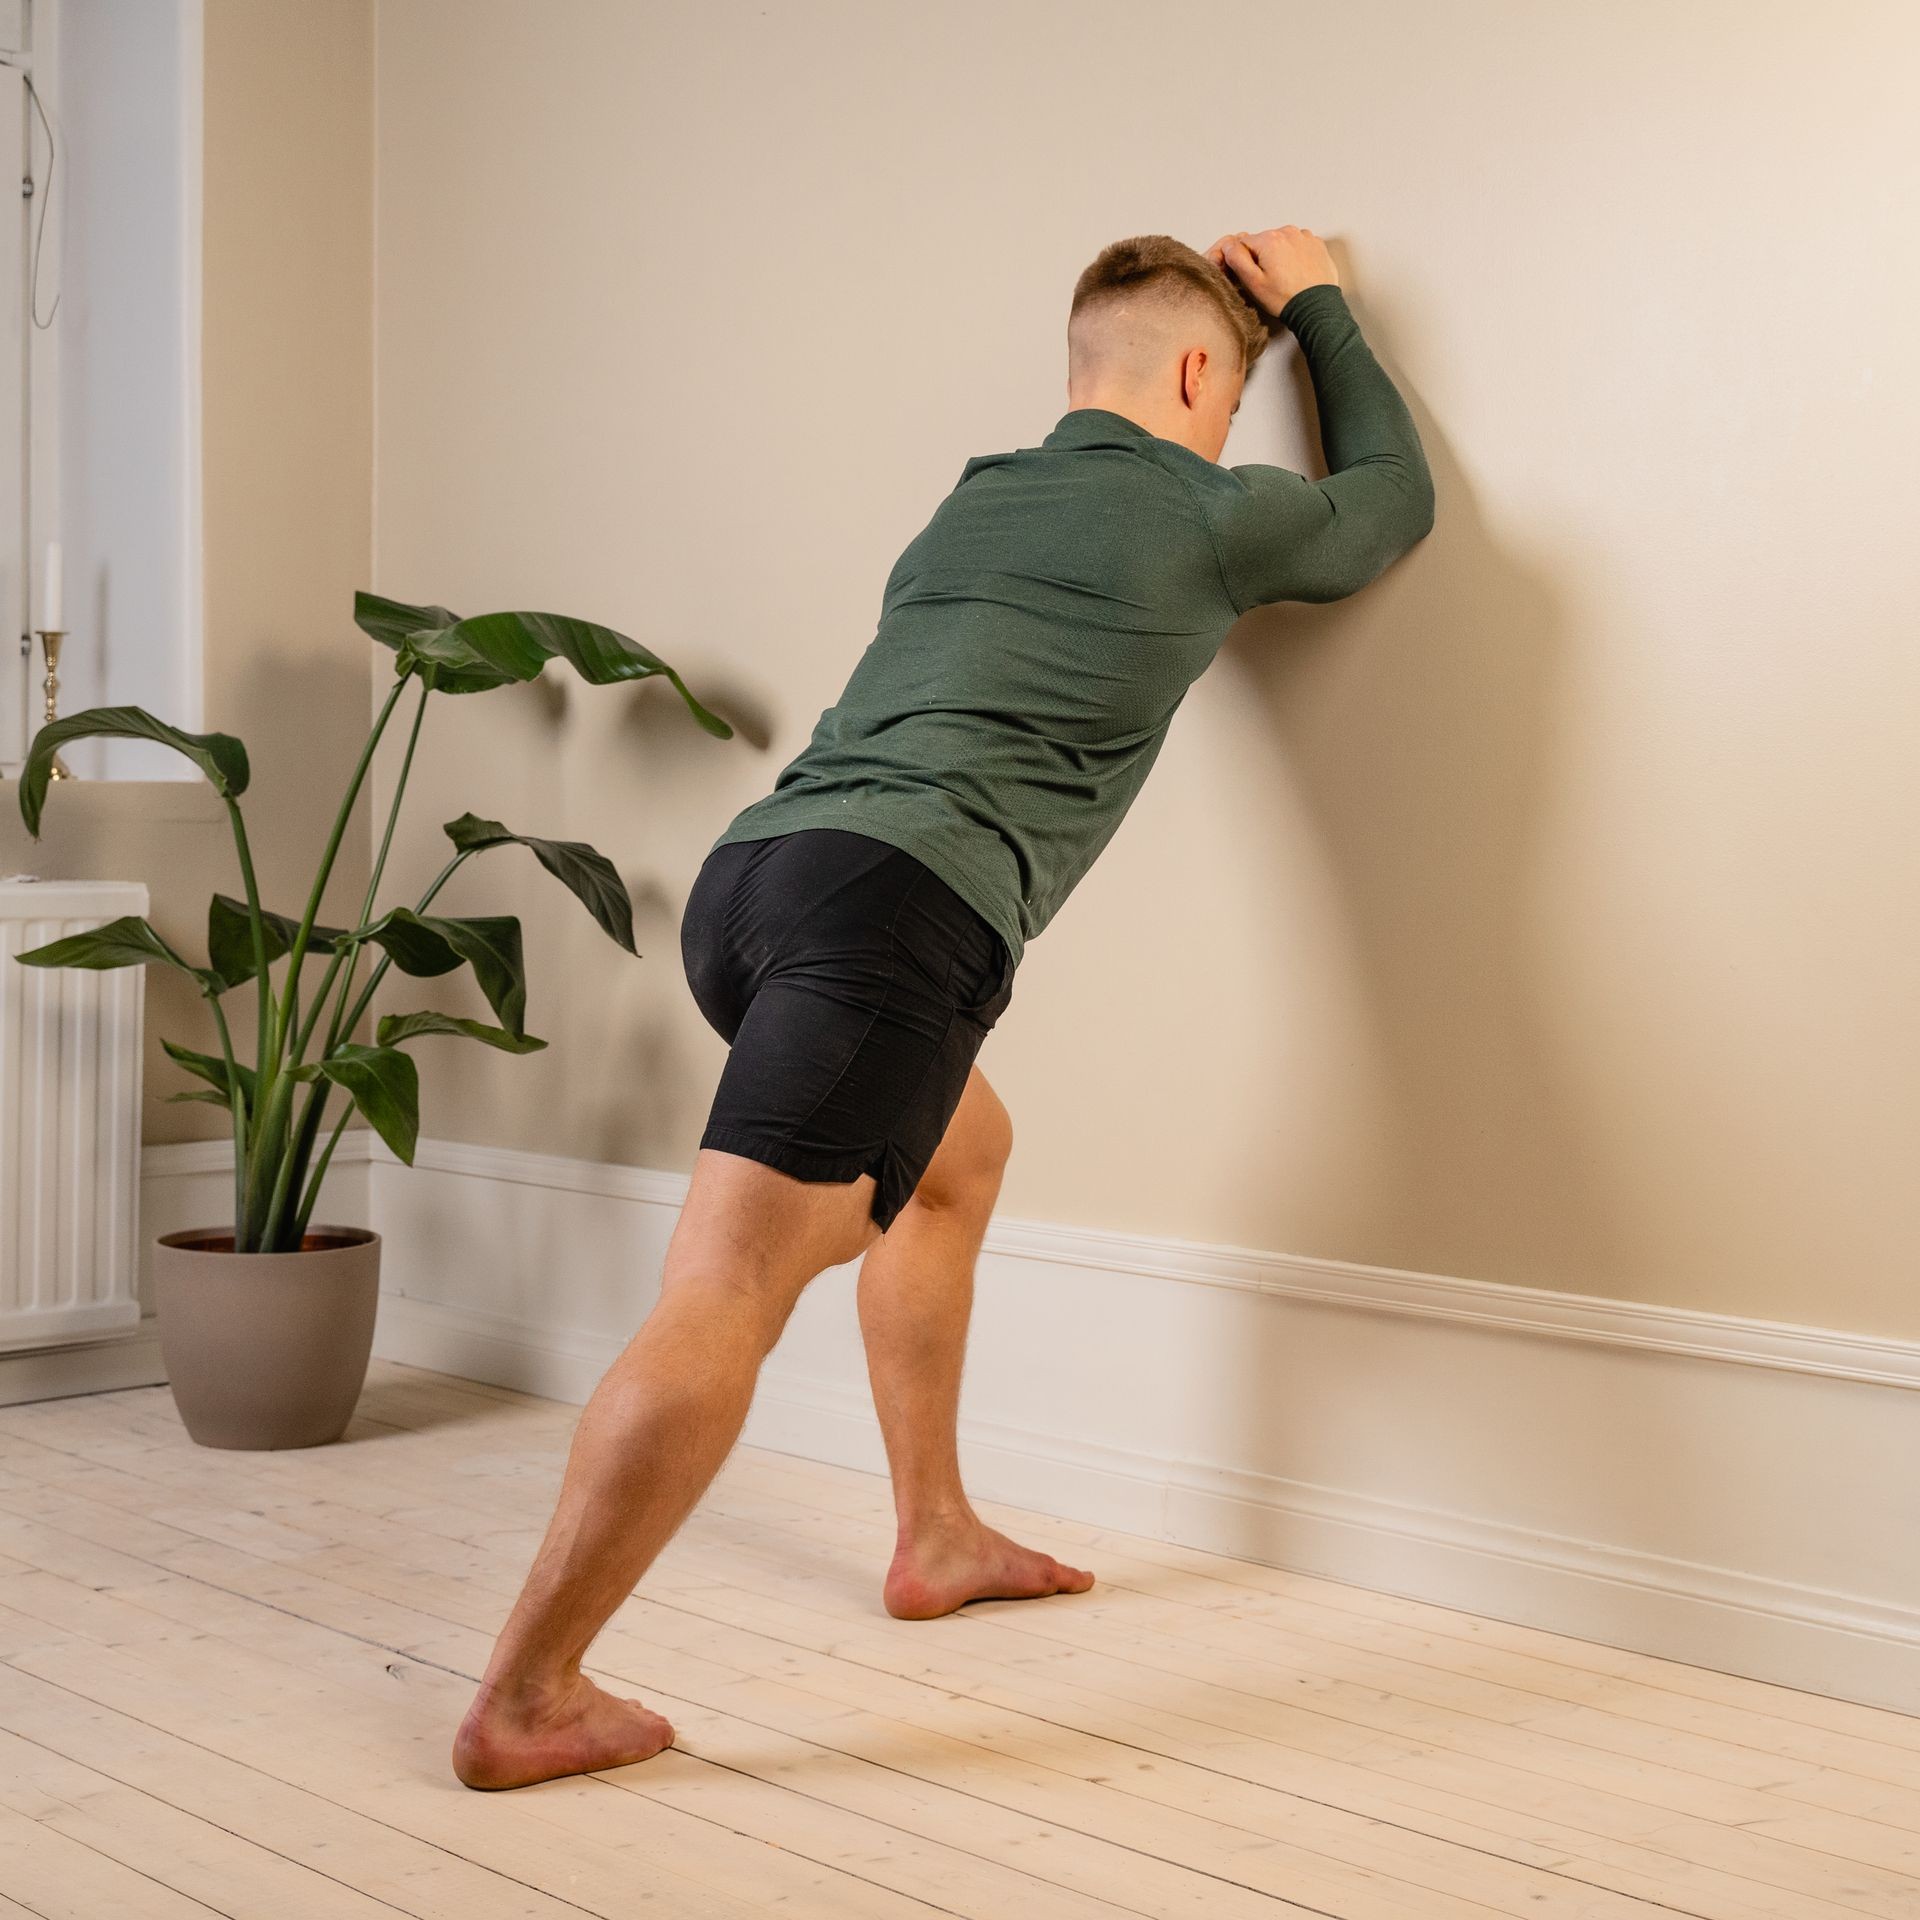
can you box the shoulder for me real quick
[1119,437,1284,523]
[1145,450,1316,563]
[955,450,1019,486]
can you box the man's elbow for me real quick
[1352,465,1437,584]
[1402,467,1437,546]
[1302,500,1433,603]
[1415,485,1437,544]
[1372,473,1436,575]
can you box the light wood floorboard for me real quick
[0,1360,1915,1919]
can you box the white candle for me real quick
[41,543,61,633]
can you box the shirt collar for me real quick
[1041,406,1158,451]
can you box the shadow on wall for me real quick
[1237,406,1630,1287]
[1208,320,1669,1572]
[622,668,777,758]
[568,671,777,1169]
[581,869,688,1168]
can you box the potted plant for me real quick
[12,592,730,1449]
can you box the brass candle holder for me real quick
[36,630,73,780]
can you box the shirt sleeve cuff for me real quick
[1277,283,1349,332]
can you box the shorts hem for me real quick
[698,1125,880,1189]
[699,1125,915,1231]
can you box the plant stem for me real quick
[290,948,346,1062]
[281,687,437,1246]
[222,794,272,1107]
[274,673,408,1075]
[332,852,467,1046]
[266,1059,337,1251]
[239,1070,296,1252]
[230,1081,248,1239]
[416,858,462,912]
[305,677,431,1069]
[364,679,429,925]
[207,992,247,1231]
[293,1101,355,1242]
[258,1090,309,1251]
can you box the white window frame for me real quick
[1,0,203,780]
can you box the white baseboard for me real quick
[0,1324,168,1407]
[365,1135,1920,1718]
[28,1129,1916,1713]
[736,1365,1920,1718]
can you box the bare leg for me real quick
[856,1067,1094,1619]
[451,1147,882,1789]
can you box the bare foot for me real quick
[883,1518,1095,1620]
[452,1671,675,1789]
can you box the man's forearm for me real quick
[1278,283,1434,529]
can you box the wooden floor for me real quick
[1,1364,1917,1918]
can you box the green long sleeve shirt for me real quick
[710,282,1433,970]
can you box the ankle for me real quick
[470,1664,581,1717]
[894,1501,979,1547]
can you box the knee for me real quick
[656,1261,807,1350]
[836,1211,887,1266]
[915,1097,1013,1216]
[980,1095,1015,1178]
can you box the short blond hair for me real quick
[1069,233,1269,376]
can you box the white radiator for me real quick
[0,879,147,1349]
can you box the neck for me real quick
[1067,387,1209,458]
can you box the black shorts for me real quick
[680,827,1017,1232]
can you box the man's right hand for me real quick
[1206,225,1339,318]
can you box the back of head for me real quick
[1068,234,1268,393]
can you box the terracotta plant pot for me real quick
[153,1226,381,1449]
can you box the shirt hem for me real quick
[710,805,1028,971]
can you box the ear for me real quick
[1180,344,1213,412]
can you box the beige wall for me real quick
[369,0,1917,1338]
[0,0,376,1144]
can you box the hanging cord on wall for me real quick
[22,71,58,329]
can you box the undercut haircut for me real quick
[1068,234,1270,380]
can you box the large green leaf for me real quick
[398,626,521,696]
[376,1010,548,1054]
[352,591,517,695]
[353,591,509,695]
[207,894,343,992]
[17,708,250,835]
[349,910,461,980]
[355,591,731,730]
[354,909,528,1038]
[13,916,218,993]
[424,610,733,735]
[443,813,637,953]
[315,1043,419,1165]
[354,590,461,652]
[162,1038,258,1111]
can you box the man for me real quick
[453,225,1433,1789]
